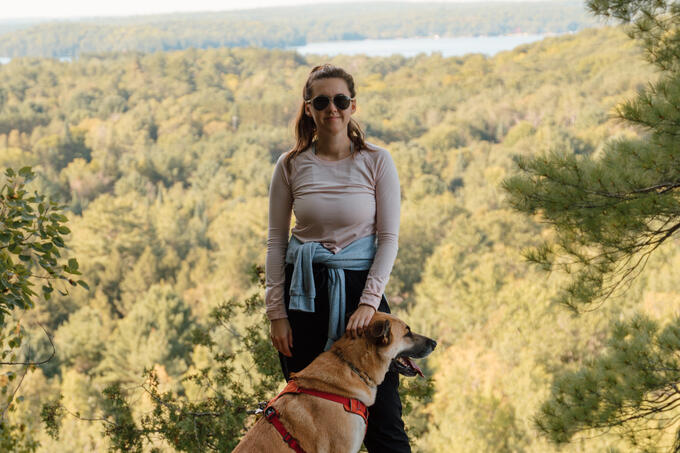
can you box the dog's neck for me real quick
[292,336,391,406]
[331,348,377,388]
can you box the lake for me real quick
[289,34,554,58]
[0,56,72,64]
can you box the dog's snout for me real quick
[427,338,437,350]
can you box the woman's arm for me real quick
[266,156,294,356]
[347,148,400,334]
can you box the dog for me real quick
[233,312,436,453]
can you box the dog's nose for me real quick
[427,339,437,350]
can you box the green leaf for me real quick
[68,258,78,270]
[77,280,90,290]
[5,168,15,177]
[57,226,71,234]
[18,167,32,177]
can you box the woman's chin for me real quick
[320,122,348,135]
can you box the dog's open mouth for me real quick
[390,355,424,377]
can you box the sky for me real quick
[0,0,551,20]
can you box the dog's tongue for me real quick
[405,357,424,377]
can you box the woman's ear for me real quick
[351,99,356,114]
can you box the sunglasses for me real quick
[305,94,354,111]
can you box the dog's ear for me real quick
[367,319,391,345]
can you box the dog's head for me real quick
[364,312,436,377]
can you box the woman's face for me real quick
[305,77,356,137]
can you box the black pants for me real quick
[279,264,411,453]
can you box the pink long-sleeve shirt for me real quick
[265,143,401,321]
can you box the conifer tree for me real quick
[504,0,680,448]
[504,0,680,311]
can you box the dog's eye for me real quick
[405,327,413,338]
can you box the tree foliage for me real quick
[42,291,283,452]
[504,0,680,311]
[0,167,85,321]
[503,0,680,449]
[536,314,680,449]
[0,167,83,450]
[0,22,663,452]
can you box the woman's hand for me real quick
[346,304,377,339]
[271,318,293,357]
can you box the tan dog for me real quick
[233,312,436,453]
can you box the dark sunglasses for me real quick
[305,94,354,111]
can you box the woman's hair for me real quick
[286,64,368,168]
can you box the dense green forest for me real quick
[0,1,596,58]
[2,20,678,451]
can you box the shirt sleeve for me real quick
[265,154,293,321]
[359,149,400,309]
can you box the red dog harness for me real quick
[263,379,369,453]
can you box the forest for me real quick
[2,1,680,450]
[0,1,596,58]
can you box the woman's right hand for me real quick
[270,318,293,357]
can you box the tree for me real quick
[535,314,680,450]
[0,167,85,321]
[42,286,283,452]
[96,284,192,386]
[503,0,680,448]
[503,0,680,311]
[0,166,85,450]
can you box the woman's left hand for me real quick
[346,304,377,338]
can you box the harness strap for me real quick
[263,380,370,452]
[264,405,306,453]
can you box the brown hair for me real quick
[286,64,368,168]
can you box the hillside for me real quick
[0,25,671,451]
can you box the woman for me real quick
[266,64,409,451]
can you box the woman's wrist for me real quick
[358,303,376,313]
[358,293,381,311]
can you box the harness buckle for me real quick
[264,406,276,420]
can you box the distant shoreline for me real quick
[0,32,573,64]
[0,2,594,59]
[290,33,560,58]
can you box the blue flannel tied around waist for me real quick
[285,234,376,350]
